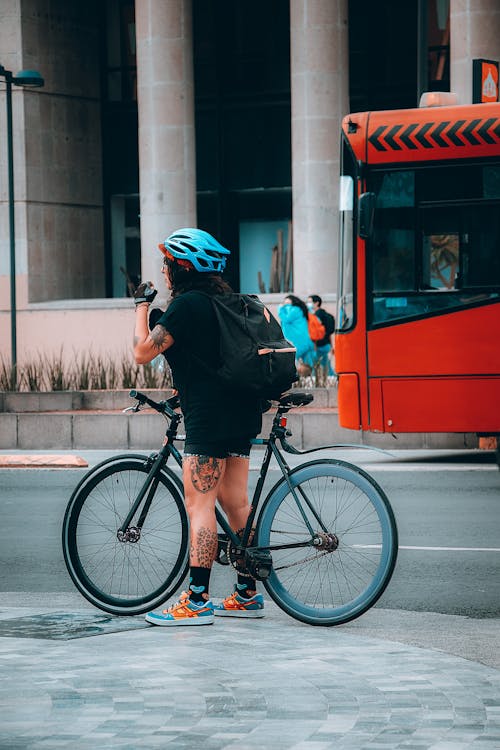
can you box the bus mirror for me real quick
[358,192,375,239]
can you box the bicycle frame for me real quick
[118,392,325,565]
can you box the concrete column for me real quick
[290,0,349,299]
[450,0,500,105]
[135,0,196,295]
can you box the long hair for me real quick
[165,258,232,298]
[285,294,309,320]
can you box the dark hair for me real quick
[165,258,232,298]
[309,294,322,306]
[284,294,309,320]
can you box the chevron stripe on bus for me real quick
[368,117,500,152]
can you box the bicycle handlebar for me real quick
[129,389,180,418]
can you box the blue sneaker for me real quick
[214,591,265,618]
[145,591,214,626]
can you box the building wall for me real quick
[0,0,499,371]
[450,0,500,105]
[23,0,105,302]
[0,1,105,317]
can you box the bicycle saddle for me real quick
[279,391,314,407]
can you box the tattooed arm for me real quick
[133,304,175,364]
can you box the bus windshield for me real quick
[338,138,356,330]
[368,162,500,325]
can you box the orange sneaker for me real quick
[214,591,265,618]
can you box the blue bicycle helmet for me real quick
[160,228,230,273]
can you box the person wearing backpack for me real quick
[307,294,335,376]
[132,228,268,626]
[278,295,316,377]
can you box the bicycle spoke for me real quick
[258,460,397,625]
[63,460,189,614]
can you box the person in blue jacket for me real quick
[278,295,315,376]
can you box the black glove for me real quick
[134,282,157,306]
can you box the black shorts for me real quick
[183,438,252,459]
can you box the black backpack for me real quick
[321,310,335,336]
[197,293,298,399]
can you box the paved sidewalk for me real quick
[1,595,500,749]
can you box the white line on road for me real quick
[355,545,500,552]
[365,464,498,472]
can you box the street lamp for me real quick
[0,65,44,386]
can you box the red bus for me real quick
[335,95,500,448]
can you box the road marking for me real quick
[355,544,500,552]
[400,545,500,552]
[365,464,497,472]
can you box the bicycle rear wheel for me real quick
[62,457,189,615]
[257,459,397,626]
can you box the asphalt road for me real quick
[1,449,499,618]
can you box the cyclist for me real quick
[133,228,265,626]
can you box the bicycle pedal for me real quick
[245,549,272,580]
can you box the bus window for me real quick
[370,170,416,296]
[424,233,459,289]
[338,139,356,331]
[421,206,460,290]
[369,163,500,326]
[484,165,500,199]
[461,204,500,288]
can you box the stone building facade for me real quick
[0,0,499,365]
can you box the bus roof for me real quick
[343,101,500,165]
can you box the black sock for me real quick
[189,566,211,603]
[236,574,256,599]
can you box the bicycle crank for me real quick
[117,527,141,543]
[227,540,272,580]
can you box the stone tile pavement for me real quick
[1,598,500,749]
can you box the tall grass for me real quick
[44,351,73,391]
[0,356,18,391]
[0,351,173,392]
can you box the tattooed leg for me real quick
[186,455,223,493]
[190,527,219,568]
[182,455,225,569]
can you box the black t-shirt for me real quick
[157,291,262,443]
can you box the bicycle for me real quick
[62,390,398,626]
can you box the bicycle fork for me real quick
[117,451,169,543]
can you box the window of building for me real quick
[425,0,450,93]
[102,0,139,297]
[193,0,292,294]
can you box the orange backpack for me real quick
[307,312,326,342]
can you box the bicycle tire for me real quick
[256,459,398,626]
[62,457,189,615]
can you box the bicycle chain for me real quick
[263,529,335,572]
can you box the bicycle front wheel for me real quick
[257,459,398,626]
[62,458,189,615]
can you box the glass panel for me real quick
[421,206,460,290]
[370,171,416,294]
[239,220,291,294]
[423,233,459,289]
[106,0,136,102]
[376,171,414,208]
[484,166,500,199]
[110,195,140,298]
[338,201,354,330]
[373,291,500,324]
[461,204,500,288]
[368,163,500,325]
[373,228,415,292]
[337,139,356,331]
